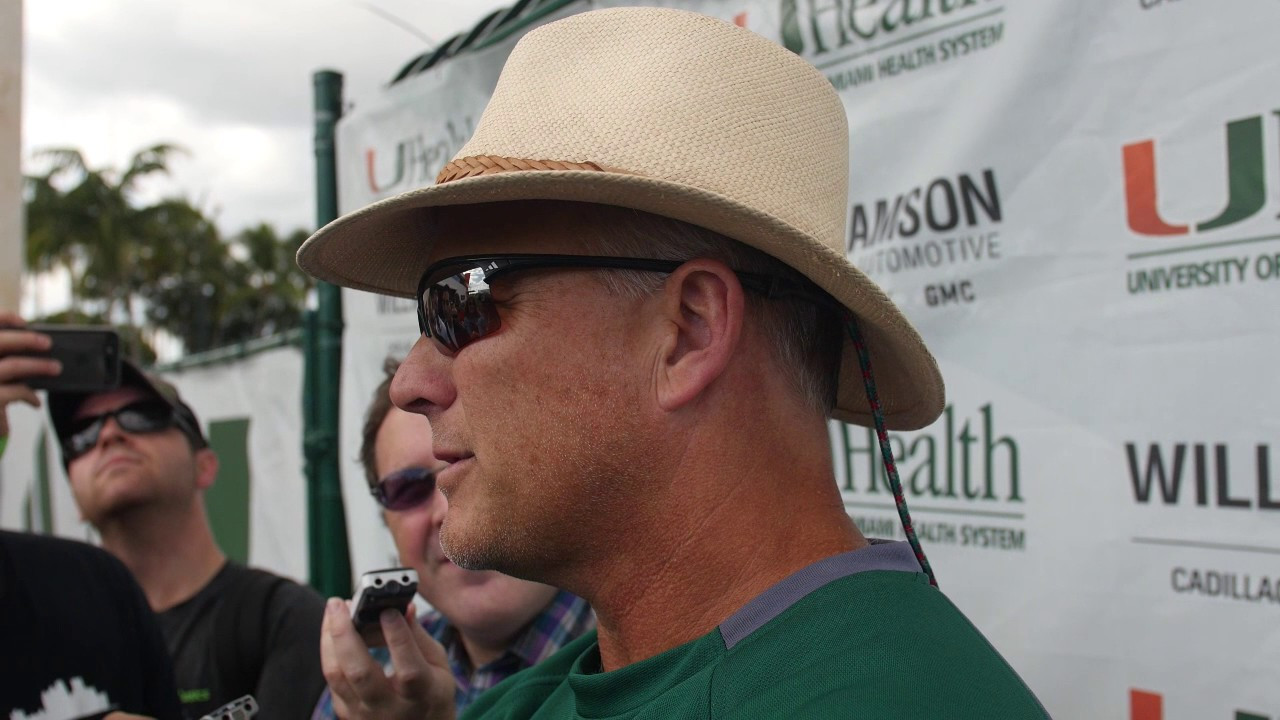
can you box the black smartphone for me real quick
[20,325,122,393]
[350,567,419,646]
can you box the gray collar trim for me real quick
[718,540,920,650]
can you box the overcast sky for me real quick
[23,0,507,236]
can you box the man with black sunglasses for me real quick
[0,316,327,720]
[304,7,1047,720]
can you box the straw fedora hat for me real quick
[297,6,944,430]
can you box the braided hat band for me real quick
[438,155,608,184]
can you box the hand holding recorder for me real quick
[319,568,456,720]
[350,567,419,646]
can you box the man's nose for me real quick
[391,335,456,418]
[95,416,129,449]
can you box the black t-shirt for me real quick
[156,561,326,720]
[0,530,184,720]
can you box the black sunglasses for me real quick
[415,254,837,353]
[61,400,184,462]
[370,466,438,511]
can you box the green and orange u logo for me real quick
[367,145,406,194]
[1122,114,1271,236]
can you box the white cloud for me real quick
[22,0,508,234]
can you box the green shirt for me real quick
[463,542,1048,719]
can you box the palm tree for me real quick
[218,224,314,345]
[132,197,230,353]
[131,216,312,353]
[25,143,313,358]
[25,143,186,323]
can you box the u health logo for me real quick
[364,116,476,196]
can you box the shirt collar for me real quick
[506,589,595,667]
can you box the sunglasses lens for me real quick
[66,419,105,460]
[62,401,175,462]
[375,467,436,511]
[422,267,502,352]
[115,403,175,434]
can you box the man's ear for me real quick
[194,447,219,490]
[654,259,744,412]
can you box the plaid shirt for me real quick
[311,590,594,718]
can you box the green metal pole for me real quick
[306,69,351,598]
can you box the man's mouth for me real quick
[433,447,473,464]
[434,456,473,497]
[97,452,141,475]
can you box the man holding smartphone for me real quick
[0,313,327,720]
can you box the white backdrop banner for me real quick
[163,347,311,582]
[334,2,1280,718]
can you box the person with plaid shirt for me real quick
[313,589,592,718]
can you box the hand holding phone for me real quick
[350,567,419,646]
[20,325,122,393]
[1,315,66,437]
[1,319,122,394]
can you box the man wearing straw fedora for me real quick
[305,7,1048,719]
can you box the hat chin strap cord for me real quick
[846,315,938,588]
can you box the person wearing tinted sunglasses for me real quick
[307,8,1046,720]
[0,314,328,720]
[312,358,594,720]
